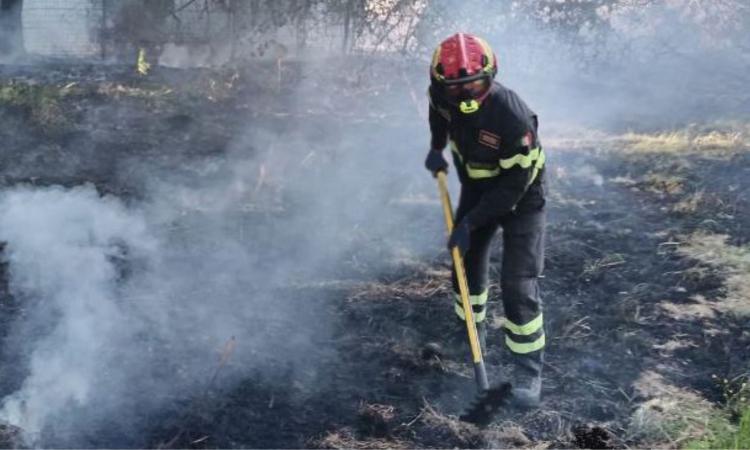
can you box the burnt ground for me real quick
[0,62,748,448]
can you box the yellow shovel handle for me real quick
[436,172,489,391]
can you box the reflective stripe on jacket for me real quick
[428,82,546,228]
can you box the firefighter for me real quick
[425,32,546,408]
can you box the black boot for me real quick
[508,364,542,409]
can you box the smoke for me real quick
[1,1,746,447]
[0,171,346,445]
[420,0,749,131]
[0,185,155,438]
[0,57,433,446]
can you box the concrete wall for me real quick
[22,0,102,57]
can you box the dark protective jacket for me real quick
[429,81,546,229]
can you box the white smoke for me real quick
[0,185,155,436]
[0,175,338,445]
[0,112,427,445]
[7,2,744,446]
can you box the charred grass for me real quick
[562,131,750,447]
[0,64,748,448]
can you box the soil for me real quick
[0,62,747,448]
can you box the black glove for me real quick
[425,149,448,176]
[448,219,472,255]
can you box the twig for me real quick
[402,410,425,428]
[618,387,634,404]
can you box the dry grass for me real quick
[641,173,686,195]
[622,131,694,153]
[96,82,174,100]
[545,121,750,156]
[658,295,717,321]
[358,403,396,423]
[346,266,451,303]
[419,402,484,446]
[615,128,746,154]
[672,190,705,214]
[311,427,410,449]
[581,253,626,278]
[677,232,750,317]
[418,402,536,448]
[652,338,698,354]
[558,316,594,340]
[354,403,399,441]
[626,371,732,447]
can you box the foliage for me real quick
[105,0,424,57]
[686,408,750,450]
[0,82,75,132]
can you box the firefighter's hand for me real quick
[448,219,471,255]
[425,149,448,176]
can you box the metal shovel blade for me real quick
[459,382,512,426]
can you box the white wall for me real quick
[22,0,101,57]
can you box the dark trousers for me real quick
[451,184,546,376]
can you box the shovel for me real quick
[436,171,513,425]
[435,171,489,392]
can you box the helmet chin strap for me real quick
[458,83,491,114]
[459,100,480,114]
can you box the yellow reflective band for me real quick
[453,290,488,306]
[455,302,487,323]
[474,37,495,74]
[453,144,545,180]
[499,147,544,170]
[528,148,546,186]
[137,48,150,76]
[504,314,543,336]
[460,100,480,114]
[466,164,500,179]
[535,148,546,168]
[505,334,545,354]
[431,46,444,81]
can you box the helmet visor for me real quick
[444,79,489,102]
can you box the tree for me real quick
[0,0,23,57]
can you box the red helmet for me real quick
[430,33,498,114]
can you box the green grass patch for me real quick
[0,81,79,132]
[627,371,733,446]
[685,408,750,449]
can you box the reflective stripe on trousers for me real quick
[504,313,545,354]
[453,290,488,323]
